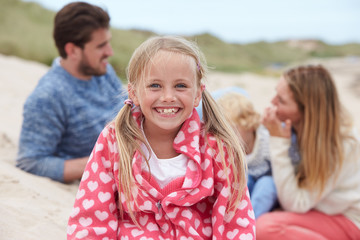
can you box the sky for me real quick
[24,0,360,45]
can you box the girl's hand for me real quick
[261,105,291,138]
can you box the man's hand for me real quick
[63,157,89,183]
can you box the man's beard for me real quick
[78,54,107,77]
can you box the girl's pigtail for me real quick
[202,90,247,211]
[114,100,144,225]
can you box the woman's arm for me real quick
[270,136,339,212]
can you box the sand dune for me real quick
[1,54,359,239]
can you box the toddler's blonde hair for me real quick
[217,92,260,131]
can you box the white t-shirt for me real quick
[140,123,188,188]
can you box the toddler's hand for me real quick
[261,106,291,138]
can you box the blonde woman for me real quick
[67,36,255,239]
[257,65,360,239]
[217,92,278,219]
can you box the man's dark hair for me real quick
[53,1,110,58]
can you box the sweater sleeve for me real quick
[16,91,67,182]
[67,127,119,239]
[270,136,329,212]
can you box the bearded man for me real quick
[17,2,126,183]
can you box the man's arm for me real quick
[63,156,88,182]
[16,89,68,182]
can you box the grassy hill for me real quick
[1,0,360,80]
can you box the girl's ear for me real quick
[194,85,203,107]
[128,83,140,106]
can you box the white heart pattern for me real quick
[67,224,77,235]
[95,143,104,152]
[191,136,199,149]
[226,229,239,239]
[76,189,85,200]
[237,217,250,228]
[201,178,213,189]
[79,217,92,227]
[82,199,94,210]
[87,181,98,192]
[99,172,112,184]
[67,119,255,239]
[95,210,109,221]
[174,130,185,144]
[188,120,199,133]
[94,227,107,235]
[98,191,111,203]
[240,233,254,240]
[75,229,88,239]
[70,207,80,218]
[82,171,89,181]
[91,162,98,173]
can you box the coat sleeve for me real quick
[67,126,119,239]
[216,186,256,239]
[211,143,256,239]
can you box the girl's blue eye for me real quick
[176,83,187,88]
[149,83,161,88]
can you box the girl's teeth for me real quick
[159,108,176,113]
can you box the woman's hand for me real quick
[262,105,291,138]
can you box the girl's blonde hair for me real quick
[114,36,246,222]
[284,65,353,193]
[217,92,260,131]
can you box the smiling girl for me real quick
[67,36,255,239]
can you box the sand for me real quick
[1,54,359,239]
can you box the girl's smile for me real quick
[155,107,180,115]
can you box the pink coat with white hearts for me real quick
[67,107,255,239]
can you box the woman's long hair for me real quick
[114,36,247,223]
[284,65,353,193]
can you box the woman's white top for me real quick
[269,129,360,229]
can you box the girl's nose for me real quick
[161,88,176,102]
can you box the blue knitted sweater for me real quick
[16,58,126,182]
